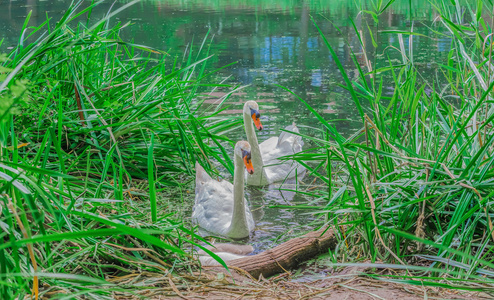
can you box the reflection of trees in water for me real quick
[2,0,452,136]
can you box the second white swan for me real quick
[243,100,305,186]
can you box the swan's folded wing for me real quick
[261,132,305,183]
[262,138,298,164]
[276,123,303,149]
[193,178,236,235]
[259,137,279,158]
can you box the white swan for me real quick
[243,100,305,186]
[192,141,255,239]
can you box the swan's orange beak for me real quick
[242,150,254,174]
[250,108,263,131]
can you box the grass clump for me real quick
[0,1,239,298]
[289,0,494,292]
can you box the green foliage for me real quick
[0,1,239,298]
[4,0,494,297]
[290,0,494,292]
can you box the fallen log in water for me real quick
[224,228,338,279]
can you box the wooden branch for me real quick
[225,228,338,279]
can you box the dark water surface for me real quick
[0,0,454,250]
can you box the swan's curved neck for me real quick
[243,112,266,183]
[227,153,249,238]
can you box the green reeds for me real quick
[292,0,494,291]
[0,1,238,298]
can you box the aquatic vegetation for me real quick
[288,0,494,291]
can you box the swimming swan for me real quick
[243,100,305,186]
[192,141,255,239]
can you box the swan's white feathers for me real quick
[198,252,247,266]
[276,123,303,148]
[204,243,254,255]
[195,162,213,190]
[193,165,254,236]
[246,122,305,185]
[243,100,305,185]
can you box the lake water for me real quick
[0,0,453,251]
[0,0,450,136]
